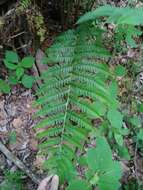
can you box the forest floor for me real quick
[0,0,143,190]
[0,87,40,189]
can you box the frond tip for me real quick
[77,5,143,25]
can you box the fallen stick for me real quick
[0,141,40,184]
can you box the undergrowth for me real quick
[34,5,143,190]
[0,4,143,190]
[0,171,24,190]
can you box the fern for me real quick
[18,0,31,11]
[35,24,119,182]
[77,5,143,48]
[77,5,143,25]
[20,0,31,8]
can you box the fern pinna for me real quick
[34,24,118,182]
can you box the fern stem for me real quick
[59,83,71,152]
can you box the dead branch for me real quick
[0,140,41,184]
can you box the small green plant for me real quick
[0,170,24,190]
[67,137,122,190]
[77,5,143,49]
[0,79,10,94]
[4,51,35,89]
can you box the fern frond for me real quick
[35,25,118,182]
[77,5,143,25]
[18,0,31,10]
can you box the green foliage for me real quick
[0,171,24,190]
[4,51,35,89]
[124,179,142,190]
[18,0,31,11]
[0,79,10,94]
[35,21,122,185]
[115,25,142,48]
[127,114,143,150]
[138,103,143,113]
[1,3,143,190]
[86,137,122,190]
[5,51,19,63]
[66,137,122,190]
[107,109,123,128]
[34,4,143,189]
[67,179,91,190]
[21,74,35,88]
[8,131,17,145]
[128,115,141,128]
[77,5,143,25]
[77,5,143,48]
[114,65,126,77]
[137,129,143,141]
[21,56,35,68]
[117,146,130,160]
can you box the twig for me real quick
[0,140,40,184]
[9,31,26,39]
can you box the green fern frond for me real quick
[18,0,31,10]
[77,5,143,49]
[77,5,143,25]
[35,25,118,182]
